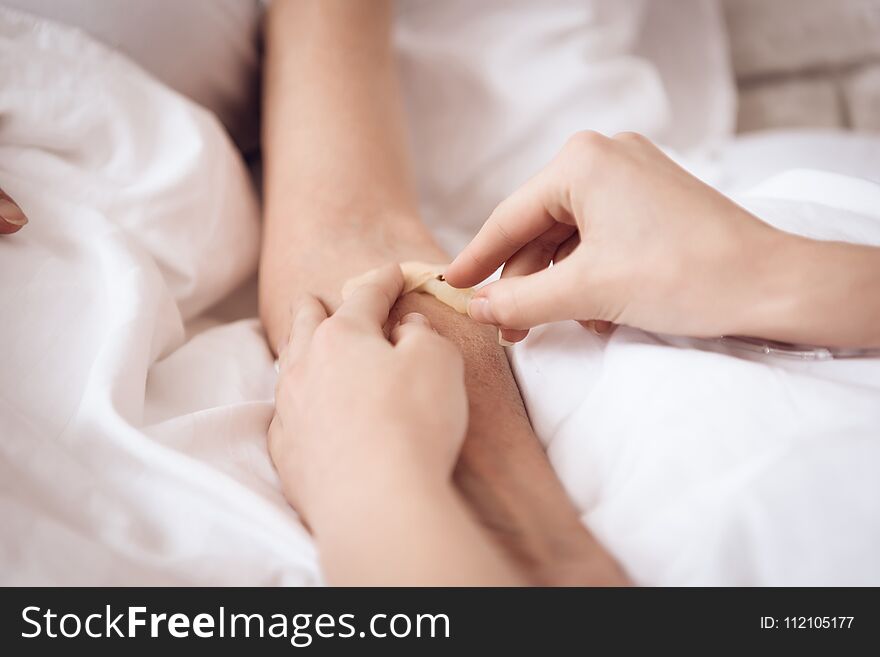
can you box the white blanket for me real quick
[2,8,879,585]
[0,9,317,585]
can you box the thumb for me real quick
[467,258,584,330]
[390,312,434,346]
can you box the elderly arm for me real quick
[260,0,627,585]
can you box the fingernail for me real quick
[468,296,497,325]
[0,198,28,226]
[498,329,514,347]
[401,312,430,326]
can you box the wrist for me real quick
[736,233,880,348]
[731,224,850,344]
[259,214,446,350]
[308,453,451,539]
[725,221,807,339]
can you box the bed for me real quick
[1,3,879,585]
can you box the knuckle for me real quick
[613,130,647,145]
[559,131,612,177]
[564,130,606,156]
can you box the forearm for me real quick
[312,466,523,586]
[261,0,530,535]
[739,231,880,348]
[261,0,438,347]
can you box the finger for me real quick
[498,328,527,345]
[553,232,580,263]
[551,234,586,341]
[552,236,592,338]
[496,224,577,344]
[282,295,328,368]
[580,319,616,336]
[502,223,577,279]
[445,165,574,288]
[390,312,433,346]
[0,188,28,234]
[333,263,404,333]
[395,318,459,368]
[563,226,612,338]
[468,256,583,330]
[267,415,310,527]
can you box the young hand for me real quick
[445,131,786,342]
[268,264,468,528]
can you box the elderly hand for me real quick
[268,263,468,526]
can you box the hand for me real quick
[445,131,786,342]
[0,186,28,234]
[268,263,468,527]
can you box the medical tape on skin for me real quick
[342,262,476,315]
[274,263,477,373]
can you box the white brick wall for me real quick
[723,0,880,132]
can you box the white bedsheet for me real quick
[1,8,879,585]
[0,9,317,585]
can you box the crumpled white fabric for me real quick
[0,8,318,585]
[395,0,734,254]
[2,4,879,586]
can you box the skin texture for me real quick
[447,131,880,349]
[261,0,627,585]
[270,265,524,585]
